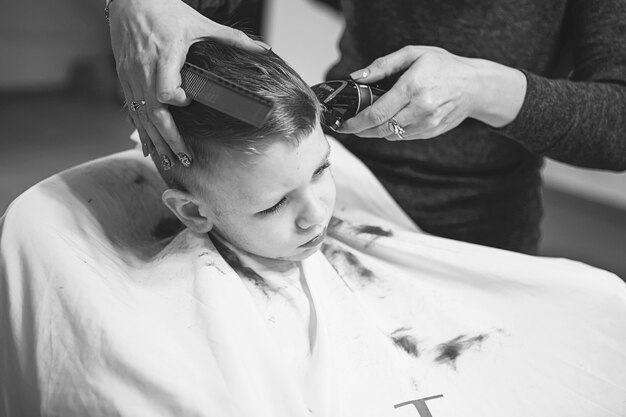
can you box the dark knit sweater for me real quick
[326,0,626,253]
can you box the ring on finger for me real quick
[129,100,146,112]
[388,117,405,139]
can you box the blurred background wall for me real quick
[0,0,112,91]
[1,0,624,278]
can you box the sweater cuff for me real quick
[493,70,579,154]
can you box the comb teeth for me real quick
[179,62,273,127]
[181,69,207,98]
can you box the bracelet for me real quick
[104,0,114,23]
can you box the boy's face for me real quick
[201,124,336,261]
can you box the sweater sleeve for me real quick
[496,0,626,171]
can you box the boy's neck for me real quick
[209,231,298,275]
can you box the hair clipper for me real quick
[311,79,387,131]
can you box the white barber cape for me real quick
[1,137,625,417]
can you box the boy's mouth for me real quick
[299,229,327,249]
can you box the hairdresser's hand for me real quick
[337,46,526,141]
[108,0,266,166]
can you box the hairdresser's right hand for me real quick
[108,0,266,167]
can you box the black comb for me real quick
[180,62,273,127]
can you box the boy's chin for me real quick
[281,246,323,262]
[250,241,325,263]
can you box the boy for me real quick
[152,40,336,263]
[150,41,334,397]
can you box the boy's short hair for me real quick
[151,39,321,194]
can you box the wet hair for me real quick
[150,39,320,195]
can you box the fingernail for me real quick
[142,142,149,157]
[350,69,369,81]
[161,154,172,171]
[254,40,272,51]
[177,152,192,168]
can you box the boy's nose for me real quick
[296,196,326,231]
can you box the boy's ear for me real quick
[161,189,214,234]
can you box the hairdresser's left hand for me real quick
[108,0,266,164]
[337,46,527,141]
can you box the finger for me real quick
[352,109,406,139]
[209,24,267,52]
[130,63,193,168]
[355,125,399,139]
[137,127,151,157]
[120,79,146,141]
[156,48,190,106]
[253,40,272,51]
[137,124,156,156]
[383,106,413,141]
[349,46,431,83]
[388,101,458,140]
[146,136,156,156]
[338,86,409,134]
[149,105,193,167]
[140,108,176,170]
[355,108,411,140]
[122,76,159,156]
[127,75,175,166]
[136,105,173,162]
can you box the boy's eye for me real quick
[257,160,330,217]
[259,197,287,216]
[314,160,331,177]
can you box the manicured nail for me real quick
[350,69,369,81]
[161,154,172,171]
[254,40,272,51]
[177,152,192,168]
[141,142,149,157]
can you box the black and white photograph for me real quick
[1,0,626,416]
